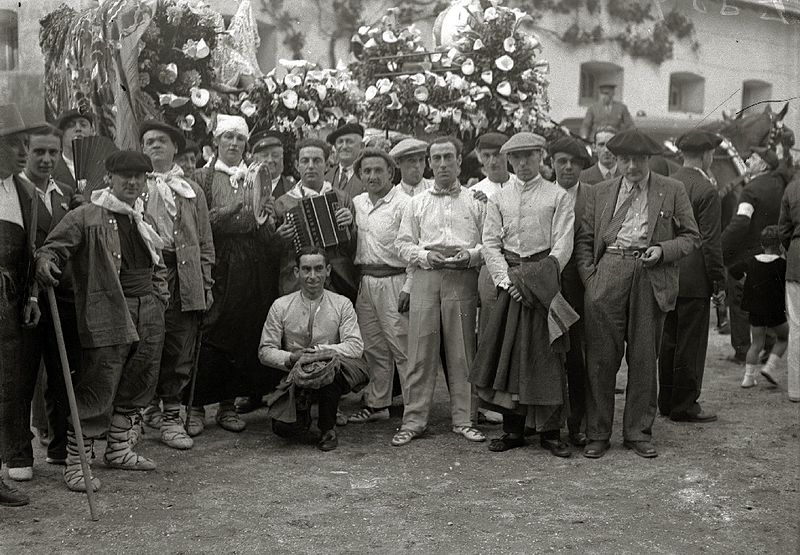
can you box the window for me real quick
[668,72,704,113]
[0,10,18,71]
[578,62,623,106]
[741,79,772,115]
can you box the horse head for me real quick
[708,102,793,162]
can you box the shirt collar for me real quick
[431,180,461,196]
[370,186,397,208]
[517,173,544,191]
[598,162,616,176]
[622,172,650,193]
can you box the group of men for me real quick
[2,97,794,510]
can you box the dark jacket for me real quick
[579,100,633,139]
[575,172,701,313]
[9,175,39,303]
[325,166,366,199]
[35,203,169,348]
[32,179,77,301]
[779,176,800,282]
[561,182,589,314]
[671,166,725,298]
[721,169,788,267]
[580,164,619,186]
[51,157,76,190]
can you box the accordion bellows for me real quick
[72,136,119,195]
[286,191,351,253]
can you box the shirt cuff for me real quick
[417,249,433,270]
[498,276,511,289]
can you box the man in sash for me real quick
[51,109,95,190]
[325,123,366,199]
[575,129,700,459]
[19,125,78,470]
[0,105,41,506]
[36,150,168,491]
[390,138,433,198]
[346,149,410,426]
[139,120,215,449]
[394,136,486,446]
[470,132,576,458]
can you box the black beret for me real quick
[250,129,284,152]
[178,138,199,156]
[326,122,364,145]
[476,132,509,151]
[676,130,723,153]
[139,119,186,153]
[55,109,93,130]
[547,136,592,167]
[606,129,663,157]
[105,150,153,174]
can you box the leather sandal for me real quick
[391,428,423,447]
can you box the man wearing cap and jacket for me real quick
[51,109,95,190]
[0,104,43,506]
[250,129,295,200]
[549,135,593,447]
[36,150,169,492]
[391,138,434,198]
[138,120,215,450]
[326,123,366,199]
[579,83,633,141]
[658,130,725,423]
[575,128,700,459]
[580,126,620,186]
[470,132,576,458]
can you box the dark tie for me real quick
[602,184,639,246]
[338,169,349,190]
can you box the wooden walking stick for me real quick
[46,287,99,521]
[184,316,204,431]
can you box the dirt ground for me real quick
[1,322,798,554]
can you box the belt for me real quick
[359,264,406,278]
[503,248,551,267]
[605,246,647,259]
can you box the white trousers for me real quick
[787,281,800,400]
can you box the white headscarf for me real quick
[214,114,249,138]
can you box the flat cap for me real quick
[676,130,723,153]
[178,139,199,156]
[547,136,592,167]
[250,129,284,152]
[0,104,44,137]
[606,129,663,156]
[55,109,93,130]
[476,132,509,151]
[390,138,428,159]
[105,150,153,174]
[327,122,364,144]
[139,119,185,152]
[499,132,546,154]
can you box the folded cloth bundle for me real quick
[291,358,337,390]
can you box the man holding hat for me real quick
[190,114,276,436]
[395,136,486,446]
[575,128,700,459]
[580,126,620,185]
[326,122,366,199]
[51,109,95,189]
[470,132,576,457]
[138,120,215,449]
[249,129,295,200]
[390,138,434,198]
[579,82,633,141]
[549,134,593,446]
[658,130,725,423]
[0,104,43,506]
[36,150,169,491]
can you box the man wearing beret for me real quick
[175,139,200,177]
[579,82,633,141]
[51,109,95,190]
[658,130,725,423]
[0,104,43,506]
[395,136,486,446]
[390,138,434,198]
[36,150,169,491]
[471,132,576,457]
[326,122,366,199]
[549,135,593,447]
[138,120,215,449]
[575,128,700,459]
[580,126,620,186]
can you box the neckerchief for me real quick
[214,159,248,190]
[287,181,333,199]
[147,164,196,217]
[430,181,461,197]
[91,188,164,265]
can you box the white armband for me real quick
[736,202,754,218]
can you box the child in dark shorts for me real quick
[730,226,788,388]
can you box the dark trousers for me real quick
[78,295,164,438]
[565,321,587,435]
[658,297,710,418]
[584,255,665,442]
[37,298,82,459]
[727,274,750,356]
[157,270,199,406]
[272,374,350,437]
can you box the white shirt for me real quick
[0,175,24,227]
[560,181,580,209]
[471,174,519,200]
[395,177,434,198]
[271,175,282,193]
[598,162,616,180]
[20,173,62,215]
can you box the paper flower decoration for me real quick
[387,93,402,110]
[281,90,299,109]
[190,87,209,107]
[158,63,178,85]
[484,7,499,21]
[364,38,378,49]
[182,38,210,59]
[411,73,426,86]
[382,30,398,43]
[284,74,302,88]
[496,81,512,96]
[159,93,189,107]
[377,78,392,94]
[503,37,516,53]
[240,100,256,117]
[292,116,305,128]
[308,106,320,123]
[178,114,195,131]
[365,86,378,101]
[461,59,475,75]
[481,70,493,84]
[414,86,429,102]
[473,39,485,50]
[495,55,514,71]
[315,85,327,100]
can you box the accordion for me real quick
[285,191,350,254]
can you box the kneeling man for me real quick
[258,247,368,451]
